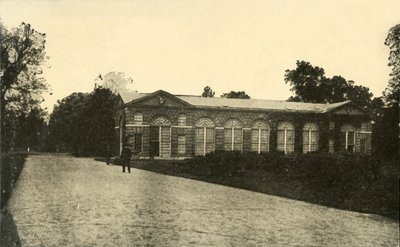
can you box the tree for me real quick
[14,107,48,151]
[1,21,49,151]
[284,60,374,110]
[84,86,118,156]
[383,24,400,104]
[48,86,119,156]
[221,91,250,99]
[284,61,326,103]
[372,103,398,158]
[345,81,373,110]
[201,86,215,97]
[48,92,90,154]
[0,21,49,114]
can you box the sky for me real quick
[0,0,399,113]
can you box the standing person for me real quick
[120,146,132,173]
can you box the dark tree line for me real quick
[284,23,399,158]
[47,86,119,156]
[284,60,377,111]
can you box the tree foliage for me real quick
[48,92,90,154]
[1,21,49,151]
[383,24,400,104]
[284,60,374,110]
[0,21,49,113]
[48,87,118,156]
[201,86,215,97]
[221,91,250,99]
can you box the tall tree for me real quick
[84,86,118,156]
[48,92,90,154]
[284,61,326,103]
[1,21,49,151]
[221,91,250,99]
[383,24,400,104]
[0,21,48,113]
[201,86,215,97]
[284,60,374,110]
[48,87,118,156]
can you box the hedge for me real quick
[178,151,398,219]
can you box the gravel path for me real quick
[8,154,399,246]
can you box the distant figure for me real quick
[120,147,132,173]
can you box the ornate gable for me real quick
[331,104,365,115]
[125,90,192,108]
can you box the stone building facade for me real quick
[116,90,372,158]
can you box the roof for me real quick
[118,91,148,103]
[176,95,350,113]
[122,90,353,113]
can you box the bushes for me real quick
[182,151,399,219]
[1,153,26,209]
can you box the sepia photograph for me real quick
[0,0,399,246]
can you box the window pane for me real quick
[302,130,310,153]
[233,129,242,151]
[286,130,295,153]
[260,129,269,152]
[178,135,186,154]
[233,129,242,143]
[195,127,204,155]
[205,128,215,153]
[224,128,232,151]
[277,130,285,151]
[310,130,318,152]
[302,130,319,153]
[251,129,259,152]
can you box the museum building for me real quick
[115,90,372,158]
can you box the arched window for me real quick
[178,114,186,126]
[224,119,243,151]
[302,123,319,153]
[195,118,215,156]
[151,116,171,126]
[251,120,270,153]
[277,122,295,154]
[133,112,143,125]
[340,124,356,153]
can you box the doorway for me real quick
[149,126,160,157]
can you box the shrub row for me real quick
[178,151,398,219]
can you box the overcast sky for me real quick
[1,0,399,112]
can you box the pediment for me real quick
[125,90,192,108]
[331,104,365,115]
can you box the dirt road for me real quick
[8,154,399,246]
